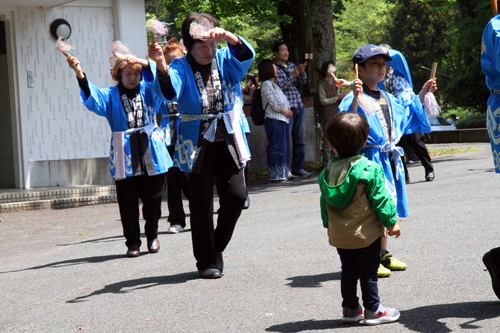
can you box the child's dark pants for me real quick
[337,237,381,312]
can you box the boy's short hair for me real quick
[181,13,220,51]
[325,112,370,158]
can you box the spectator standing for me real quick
[319,112,401,325]
[317,61,348,165]
[273,41,311,178]
[258,59,293,182]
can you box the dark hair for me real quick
[258,59,276,82]
[181,13,220,51]
[243,73,258,95]
[272,41,287,54]
[320,61,335,79]
[325,112,370,158]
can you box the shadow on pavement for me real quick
[0,254,126,274]
[398,301,500,332]
[67,271,199,303]
[57,235,124,247]
[265,301,500,332]
[56,229,191,247]
[285,272,341,288]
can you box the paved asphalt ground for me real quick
[1,142,500,332]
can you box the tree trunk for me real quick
[278,0,335,97]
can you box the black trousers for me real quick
[166,145,191,227]
[398,132,434,179]
[188,141,246,270]
[115,174,166,248]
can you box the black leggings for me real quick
[115,174,166,248]
[188,141,246,270]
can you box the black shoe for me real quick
[425,171,435,181]
[215,251,224,273]
[147,238,160,253]
[198,268,222,279]
[243,197,250,210]
[126,246,140,257]
[406,177,410,184]
[483,248,500,300]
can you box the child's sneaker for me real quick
[364,304,400,325]
[342,304,364,323]
[381,251,407,271]
[377,264,391,277]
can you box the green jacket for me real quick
[318,155,397,249]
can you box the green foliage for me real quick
[146,1,283,72]
[160,0,289,28]
[439,0,491,114]
[333,0,395,78]
[428,146,482,156]
[388,0,454,104]
[221,17,280,72]
[440,106,470,120]
[454,114,487,129]
[145,2,182,39]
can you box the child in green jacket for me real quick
[318,112,401,325]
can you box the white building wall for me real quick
[4,0,147,188]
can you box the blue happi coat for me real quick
[377,49,426,113]
[481,14,500,173]
[81,61,173,179]
[152,37,255,173]
[159,102,179,147]
[338,87,430,217]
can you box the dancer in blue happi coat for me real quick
[336,45,433,277]
[482,6,500,173]
[67,53,172,258]
[377,46,436,183]
[481,0,500,301]
[147,13,255,279]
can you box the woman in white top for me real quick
[258,59,293,182]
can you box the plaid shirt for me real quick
[274,61,307,109]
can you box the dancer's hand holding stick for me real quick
[146,17,168,45]
[67,55,84,80]
[110,41,131,60]
[419,62,440,115]
[57,37,80,71]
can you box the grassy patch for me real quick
[428,147,482,157]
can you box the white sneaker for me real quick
[342,304,364,323]
[167,224,184,234]
[363,304,400,325]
